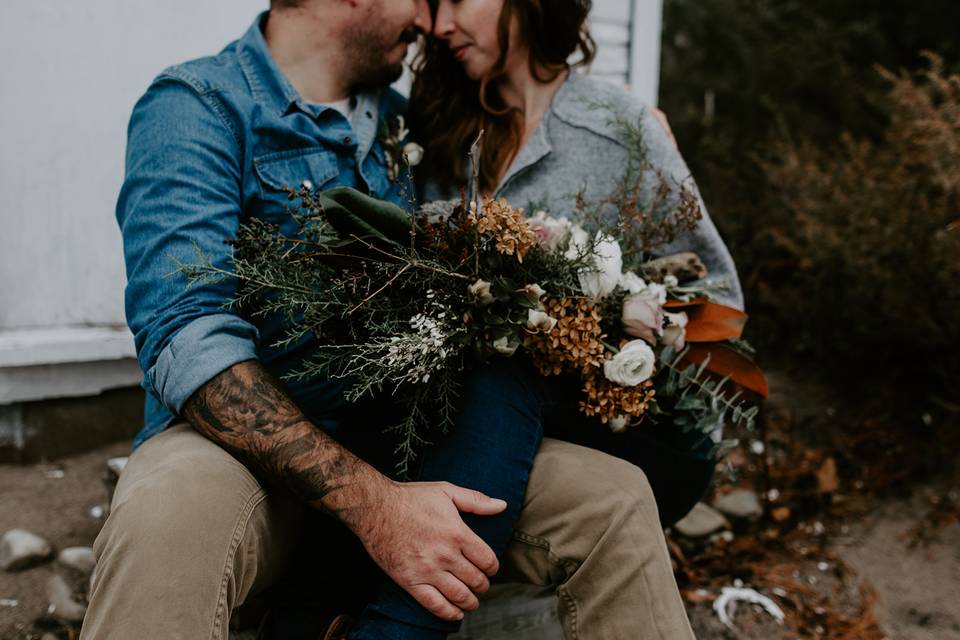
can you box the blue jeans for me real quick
[349,357,546,640]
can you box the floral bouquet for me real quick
[183,115,767,474]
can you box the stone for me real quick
[58,547,96,575]
[1,528,52,571]
[106,456,128,477]
[46,574,87,623]
[673,502,727,538]
[714,489,764,519]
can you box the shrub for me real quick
[754,55,960,386]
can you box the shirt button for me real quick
[365,111,373,119]
[343,136,352,145]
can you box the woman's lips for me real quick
[452,45,469,60]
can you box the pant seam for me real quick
[210,487,267,640]
[512,528,581,639]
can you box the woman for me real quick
[410,0,745,527]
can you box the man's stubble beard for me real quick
[341,10,411,90]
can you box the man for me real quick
[81,1,695,639]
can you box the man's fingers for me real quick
[408,584,465,622]
[446,555,491,594]
[459,529,500,577]
[436,572,481,612]
[448,485,507,516]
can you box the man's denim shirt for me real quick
[119,14,408,447]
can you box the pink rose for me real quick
[527,211,571,252]
[622,290,665,344]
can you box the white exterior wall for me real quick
[0,0,661,403]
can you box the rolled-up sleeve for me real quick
[117,77,258,414]
[640,107,745,310]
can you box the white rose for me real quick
[528,210,571,251]
[563,224,591,261]
[526,309,557,334]
[662,311,688,350]
[492,335,520,357]
[468,279,495,306]
[578,232,623,299]
[402,142,424,167]
[603,340,656,386]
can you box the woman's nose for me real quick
[433,1,455,39]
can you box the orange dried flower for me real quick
[579,365,656,424]
[469,197,537,262]
[524,297,606,376]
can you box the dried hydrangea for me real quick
[468,197,538,262]
[579,365,656,425]
[524,297,606,376]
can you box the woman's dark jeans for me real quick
[265,358,713,639]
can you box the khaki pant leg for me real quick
[499,438,695,640]
[80,423,303,640]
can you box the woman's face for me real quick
[433,0,519,80]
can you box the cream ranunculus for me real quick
[518,283,546,304]
[609,415,629,433]
[661,311,688,350]
[527,210,571,251]
[578,232,623,299]
[468,279,495,306]
[526,309,558,334]
[603,340,656,386]
[492,335,520,357]
[402,142,424,167]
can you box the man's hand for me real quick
[353,481,506,621]
[182,360,506,622]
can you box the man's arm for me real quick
[181,360,375,524]
[183,361,506,620]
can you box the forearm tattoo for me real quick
[182,361,378,523]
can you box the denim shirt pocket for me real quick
[253,147,339,219]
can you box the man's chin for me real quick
[354,62,404,90]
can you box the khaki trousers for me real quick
[80,424,694,639]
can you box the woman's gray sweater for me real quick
[425,72,744,310]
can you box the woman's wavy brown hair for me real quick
[409,1,595,194]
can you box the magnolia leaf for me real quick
[683,302,749,342]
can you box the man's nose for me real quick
[413,0,433,35]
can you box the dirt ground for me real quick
[1,437,958,639]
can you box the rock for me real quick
[46,574,87,623]
[673,502,728,537]
[106,456,128,477]
[1,529,53,571]
[714,489,764,519]
[58,547,96,575]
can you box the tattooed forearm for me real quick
[182,360,386,525]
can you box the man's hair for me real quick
[409,0,595,193]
